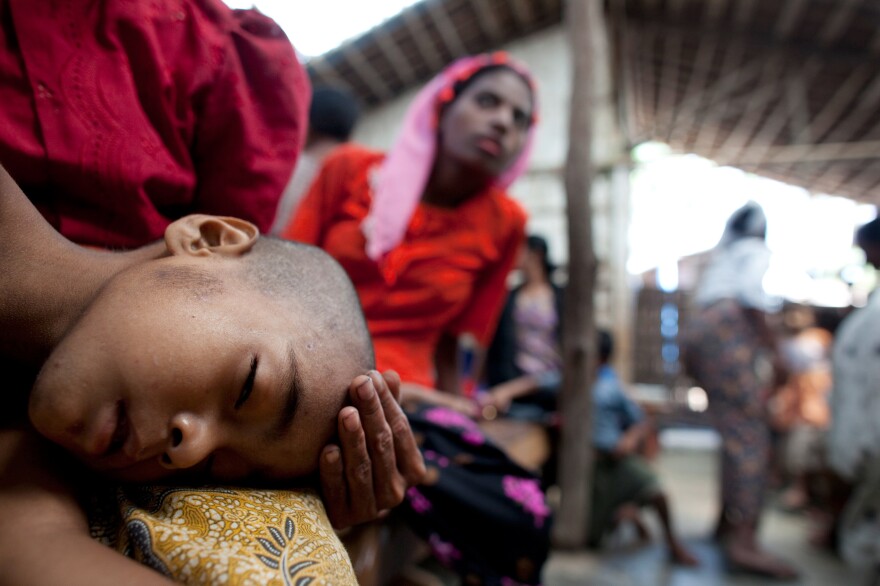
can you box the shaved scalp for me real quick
[151,265,225,300]
[238,237,374,370]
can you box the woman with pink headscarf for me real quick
[285,53,548,585]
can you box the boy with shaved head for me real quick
[0,165,424,584]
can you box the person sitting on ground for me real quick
[270,85,361,235]
[0,165,425,585]
[590,329,698,566]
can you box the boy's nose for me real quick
[160,413,216,470]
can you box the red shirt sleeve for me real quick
[0,0,309,248]
[189,3,310,234]
[447,196,527,346]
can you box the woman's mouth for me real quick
[475,136,502,158]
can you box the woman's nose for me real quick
[160,413,217,470]
[491,105,514,132]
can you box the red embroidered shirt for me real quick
[0,0,309,248]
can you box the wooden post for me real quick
[552,0,600,549]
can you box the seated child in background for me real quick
[0,165,424,584]
[590,330,698,566]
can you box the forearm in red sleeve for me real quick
[190,3,310,232]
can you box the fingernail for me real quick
[325,448,340,464]
[344,411,360,432]
[357,377,374,401]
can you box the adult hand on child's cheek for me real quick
[319,370,426,530]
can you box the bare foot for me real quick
[669,541,699,567]
[725,542,799,580]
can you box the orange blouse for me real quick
[284,144,527,388]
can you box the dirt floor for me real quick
[542,428,871,586]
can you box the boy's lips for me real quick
[86,400,122,457]
[87,400,136,461]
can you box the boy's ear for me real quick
[165,215,259,257]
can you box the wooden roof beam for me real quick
[629,22,782,117]
[870,28,880,55]
[715,56,787,156]
[794,64,871,144]
[610,0,641,145]
[705,0,729,23]
[768,59,870,181]
[689,42,750,153]
[374,32,418,87]
[825,74,880,143]
[732,0,759,28]
[774,0,808,40]
[827,153,880,196]
[817,102,880,188]
[667,0,687,19]
[655,31,683,139]
[624,20,653,142]
[661,40,756,148]
[426,0,468,58]
[818,0,860,46]
[640,27,660,136]
[510,0,536,31]
[661,44,717,142]
[472,0,504,44]
[725,59,822,165]
[712,140,880,166]
[401,7,446,72]
[308,58,352,92]
[342,46,395,101]
[657,15,719,141]
[784,60,813,143]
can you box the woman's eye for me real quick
[235,356,258,410]
[513,110,530,129]
[476,93,499,108]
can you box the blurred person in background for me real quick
[769,311,833,509]
[270,85,361,235]
[286,52,551,585]
[682,202,798,579]
[481,234,562,486]
[484,234,563,422]
[828,216,880,571]
[590,330,698,566]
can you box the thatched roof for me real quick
[306,0,880,200]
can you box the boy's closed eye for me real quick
[235,355,258,410]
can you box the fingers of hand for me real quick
[319,444,348,529]
[372,372,426,486]
[357,372,404,509]
[381,370,402,403]
[338,406,377,521]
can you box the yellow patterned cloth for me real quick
[90,485,356,585]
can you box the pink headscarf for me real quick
[363,52,539,262]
